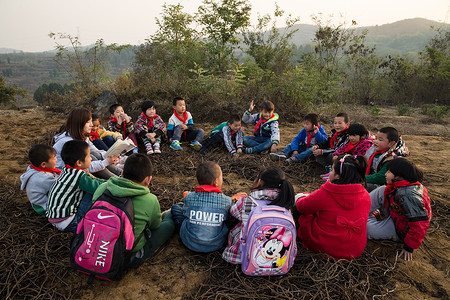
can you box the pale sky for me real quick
[0,0,448,52]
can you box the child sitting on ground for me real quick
[167,97,204,151]
[312,112,350,172]
[90,114,122,151]
[222,166,295,264]
[270,113,327,164]
[295,155,371,260]
[170,161,232,252]
[47,140,105,233]
[93,153,175,268]
[242,100,279,154]
[333,123,373,158]
[364,127,409,191]
[199,115,244,156]
[20,144,61,216]
[134,100,167,155]
[107,104,139,148]
[367,158,431,261]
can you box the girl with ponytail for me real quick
[296,154,371,259]
[222,166,295,264]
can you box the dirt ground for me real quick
[0,106,449,299]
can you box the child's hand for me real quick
[292,150,299,157]
[237,148,243,154]
[180,124,188,130]
[270,144,277,153]
[249,100,255,112]
[232,152,240,158]
[107,155,120,165]
[312,148,322,156]
[313,125,319,133]
[399,249,413,261]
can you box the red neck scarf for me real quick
[110,117,127,137]
[306,125,320,148]
[231,124,242,137]
[194,185,222,193]
[141,112,157,129]
[30,164,61,175]
[174,110,188,124]
[365,148,389,175]
[90,131,100,141]
[344,140,360,153]
[330,127,348,148]
[383,180,421,209]
[254,113,275,134]
[65,164,84,171]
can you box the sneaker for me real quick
[146,148,154,155]
[153,143,161,154]
[145,144,154,155]
[246,147,254,154]
[190,141,202,151]
[170,140,182,150]
[325,165,332,173]
[132,148,139,154]
[269,152,287,161]
[285,157,297,165]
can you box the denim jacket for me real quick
[179,186,232,252]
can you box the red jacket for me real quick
[384,180,432,252]
[296,181,371,259]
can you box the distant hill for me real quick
[0,48,23,54]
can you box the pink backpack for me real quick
[70,190,141,283]
[240,199,297,276]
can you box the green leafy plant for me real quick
[397,104,412,116]
[421,104,450,118]
[367,105,382,116]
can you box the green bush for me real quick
[421,104,450,118]
[367,105,382,116]
[397,104,412,116]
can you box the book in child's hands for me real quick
[104,138,136,158]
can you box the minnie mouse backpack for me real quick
[240,198,297,276]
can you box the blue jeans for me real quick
[63,192,93,233]
[171,126,204,143]
[280,144,313,162]
[243,136,272,153]
[92,135,115,151]
[170,203,185,232]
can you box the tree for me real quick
[49,33,129,88]
[242,4,299,79]
[0,75,27,105]
[197,0,251,73]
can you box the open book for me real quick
[104,137,136,158]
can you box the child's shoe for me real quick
[246,147,254,154]
[269,152,287,161]
[170,140,182,150]
[325,165,332,173]
[285,157,297,165]
[132,148,139,154]
[145,143,154,155]
[190,141,202,151]
[153,143,161,154]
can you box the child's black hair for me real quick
[196,161,221,186]
[141,100,156,113]
[331,155,367,186]
[335,112,349,123]
[347,123,368,138]
[173,96,185,106]
[61,140,89,167]
[109,104,122,115]
[303,113,319,126]
[379,127,399,143]
[261,101,274,112]
[256,166,294,210]
[228,114,241,124]
[91,114,100,122]
[28,144,56,167]
[123,153,153,183]
[387,158,423,183]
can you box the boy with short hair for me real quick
[20,144,61,216]
[90,114,122,151]
[135,100,167,154]
[364,126,409,191]
[107,104,139,147]
[170,161,232,252]
[167,97,204,151]
[270,113,327,164]
[312,112,350,171]
[47,140,105,232]
[93,153,175,268]
[199,115,244,156]
[242,100,280,154]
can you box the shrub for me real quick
[367,105,382,116]
[421,104,450,118]
[397,104,412,116]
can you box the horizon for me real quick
[0,0,449,53]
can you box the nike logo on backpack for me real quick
[97,213,114,219]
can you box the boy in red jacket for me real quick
[367,158,431,261]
